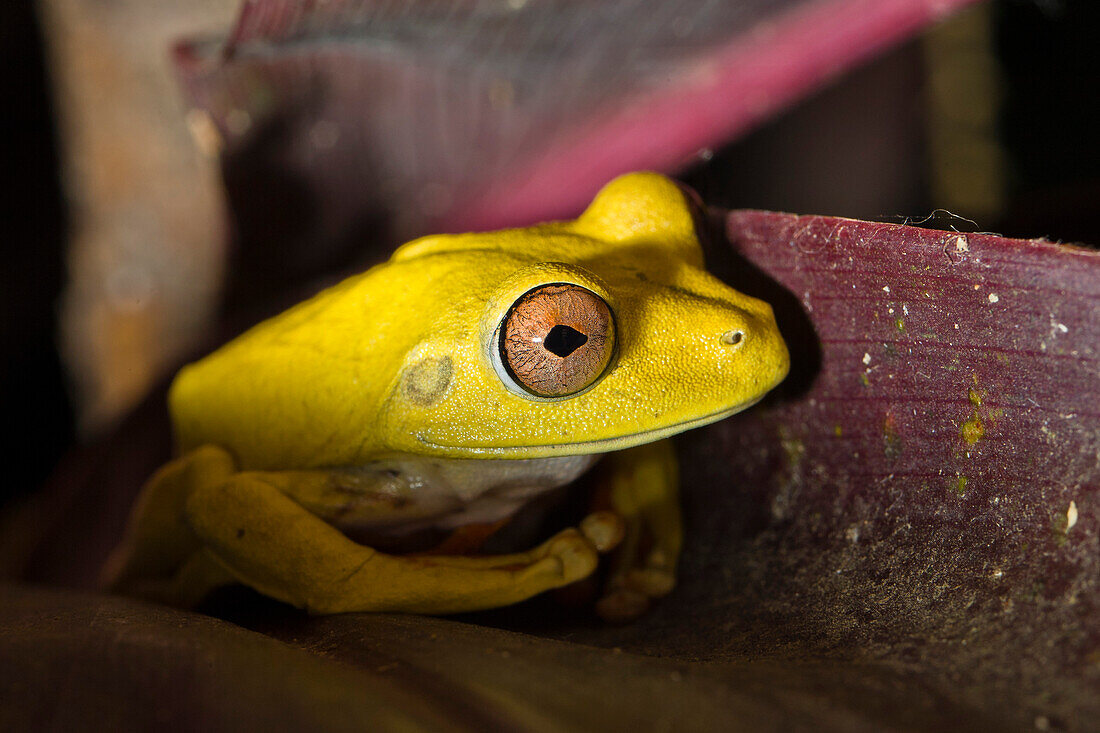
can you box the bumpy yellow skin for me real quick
[105,173,789,619]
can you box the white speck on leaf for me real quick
[862,353,872,365]
[988,293,1000,303]
[1067,501,1078,531]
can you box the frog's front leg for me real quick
[184,473,612,615]
[594,439,682,622]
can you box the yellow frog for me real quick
[104,172,788,620]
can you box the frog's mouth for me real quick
[415,397,762,458]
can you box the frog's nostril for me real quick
[721,330,744,347]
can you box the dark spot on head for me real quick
[236,528,245,539]
[543,325,588,357]
[403,356,453,406]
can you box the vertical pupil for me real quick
[543,324,588,357]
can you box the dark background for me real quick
[1,0,71,506]
[1,0,1098,510]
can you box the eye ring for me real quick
[495,283,615,399]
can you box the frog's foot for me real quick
[310,529,604,614]
[592,439,682,623]
[185,474,610,615]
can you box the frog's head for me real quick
[381,172,789,458]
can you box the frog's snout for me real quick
[717,308,790,394]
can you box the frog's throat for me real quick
[414,398,762,458]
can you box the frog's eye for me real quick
[497,283,615,398]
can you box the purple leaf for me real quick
[560,211,1100,728]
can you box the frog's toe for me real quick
[579,511,625,553]
[543,529,599,582]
